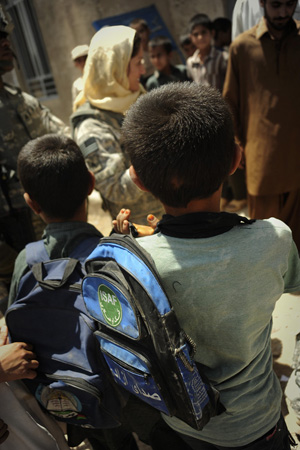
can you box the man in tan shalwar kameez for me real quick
[223,0,300,250]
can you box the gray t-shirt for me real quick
[138,217,300,446]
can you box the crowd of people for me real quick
[0,0,300,449]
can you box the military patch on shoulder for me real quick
[79,137,98,158]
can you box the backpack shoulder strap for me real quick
[26,235,100,267]
[70,235,100,263]
[25,240,49,267]
[70,102,101,139]
[85,233,171,316]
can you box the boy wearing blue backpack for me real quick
[8,134,100,304]
[118,82,300,449]
[6,134,117,449]
[7,134,190,450]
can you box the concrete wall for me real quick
[29,0,228,124]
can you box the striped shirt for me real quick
[186,46,228,92]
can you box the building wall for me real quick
[30,0,227,124]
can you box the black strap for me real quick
[31,258,80,291]
[155,212,255,239]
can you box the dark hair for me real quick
[213,17,232,38]
[74,55,88,64]
[179,34,192,46]
[148,36,173,54]
[131,31,142,58]
[129,18,149,31]
[18,135,91,220]
[188,13,212,34]
[122,82,235,208]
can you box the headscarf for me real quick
[73,25,145,113]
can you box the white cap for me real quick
[71,44,89,61]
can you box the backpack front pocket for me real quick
[96,333,172,415]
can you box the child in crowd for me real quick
[8,133,190,450]
[187,14,228,92]
[212,17,232,51]
[115,82,300,449]
[129,18,154,85]
[146,36,189,91]
[8,134,100,306]
[179,34,196,59]
[70,44,89,104]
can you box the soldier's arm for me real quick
[76,118,144,205]
[22,91,70,137]
[39,104,70,136]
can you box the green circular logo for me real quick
[98,284,122,327]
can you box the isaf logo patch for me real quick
[98,284,122,327]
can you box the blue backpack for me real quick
[82,233,225,431]
[5,237,125,429]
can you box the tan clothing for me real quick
[248,189,300,250]
[223,18,300,197]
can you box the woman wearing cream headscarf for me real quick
[71,25,164,224]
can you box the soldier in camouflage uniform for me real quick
[0,5,68,304]
[71,25,164,225]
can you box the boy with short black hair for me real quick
[120,82,300,449]
[146,36,188,91]
[187,13,228,91]
[8,134,100,305]
[129,17,154,84]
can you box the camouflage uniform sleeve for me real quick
[22,92,70,137]
[39,104,70,136]
[76,117,144,205]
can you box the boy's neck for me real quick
[214,39,223,49]
[198,44,211,60]
[163,189,221,217]
[42,201,88,224]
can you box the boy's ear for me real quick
[129,166,149,192]
[229,143,242,175]
[24,193,42,215]
[87,171,95,195]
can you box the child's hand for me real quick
[0,326,9,346]
[132,214,159,237]
[112,209,131,234]
[146,214,159,229]
[0,341,39,382]
[113,209,159,237]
